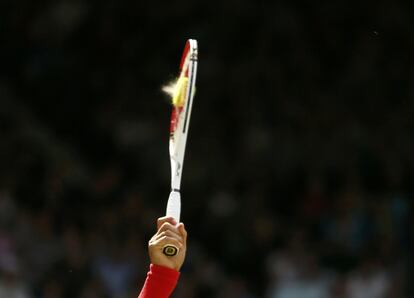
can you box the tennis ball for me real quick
[172,76,188,107]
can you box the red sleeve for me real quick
[138,264,180,298]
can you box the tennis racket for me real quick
[163,39,198,257]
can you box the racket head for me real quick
[169,39,198,190]
[170,40,198,142]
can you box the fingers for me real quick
[150,234,183,249]
[154,217,187,248]
[157,216,177,230]
[157,222,180,235]
[178,223,187,245]
[154,229,183,244]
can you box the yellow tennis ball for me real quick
[172,77,188,107]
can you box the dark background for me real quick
[0,0,413,297]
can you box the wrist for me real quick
[151,261,180,271]
[150,263,180,274]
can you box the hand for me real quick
[148,216,187,271]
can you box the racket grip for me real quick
[166,190,181,222]
[164,190,181,257]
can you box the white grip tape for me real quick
[166,191,181,223]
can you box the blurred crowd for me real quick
[0,0,413,297]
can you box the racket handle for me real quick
[164,190,181,257]
[166,190,181,222]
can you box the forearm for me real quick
[138,264,180,298]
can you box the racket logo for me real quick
[175,162,181,177]
[190,47,198,61]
